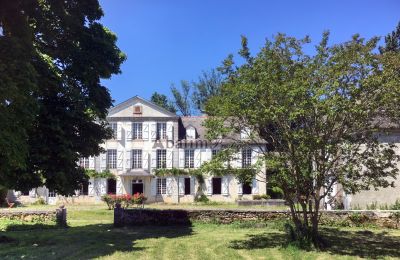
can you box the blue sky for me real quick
[99,0,399,105]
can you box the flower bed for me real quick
[102,193,147,210]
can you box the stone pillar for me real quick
[114,203,124,227]
[56,206,67,227]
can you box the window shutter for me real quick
[100,178,107,195]
[117,122,122,141]
[207,149,212,161]
[166,149,173,168]
[237,179,243,195]
[151,150,157,168]
[126,122,132,141]
[178,177,185,195]
[178,149,185,168]
[194,149,201,168]
[150,123,157,140]
[29,189,36,198]
[143,122,149,140]
[116,177,123,195]
[252,178,259,194]
[252,147,261,166]
[143,151,149,170]
[125,150,131,169]
[236,150,242,168]
[166,177,173,195]
[89,157,95,169]
[100,153,106,170]
[88,178,94,196]
[200,149,208,164]
[191,176,196,195]
[151,178,157,195]
[222,176,229,195]
[206,177,212,195]
[117,150,124,170]
[166,121,173,140]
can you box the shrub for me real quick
[390,212,400,228]
[195,194,209,203]
[390,199,400,210]
[348,213,370,227]
[101,193,147,210]
[32,197,46,205]
[366,201,378,210]
[253,194,270,200]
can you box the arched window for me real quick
[186,126,196,139]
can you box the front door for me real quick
[131,179,143,195]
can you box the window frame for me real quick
[110,122,118,139]
[156,122,167,140]
[184,149,194,168]
[242,149,252,168]
[107,149,117,169]
[132,149,142,169]
[184,177,191,195]
[79,157,89,169]
[132,122,143,140]
[156,149,167,169]
[157,178,167,195]
[212,177,222,195]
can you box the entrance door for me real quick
[131,179,143,195]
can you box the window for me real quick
[107,149,117,169]
[186,127,196,139]
[107,178,116,194]
[21,190,30,196]
[110,123,118,138]
[156,149,167,168]
[212,149,218,159]
[48,190,56,198]
[79,158,89,169]
[157,178,167,194]
[241,127,251,139]
[80,181,89,195]
[242,149,252,168]
[156,122,166,140]
[242,182,252,195]
[212,177,222,195]
[132,123,142,139]
[132,149,142,169]
[184,177,191,195]
[184,149,194,168]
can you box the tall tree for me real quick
[192,69,223,113]
[171,80,192,116]
[380,21,400,53]
[0,0,125,195]
[150,92,176,113]
[205,33,400,247]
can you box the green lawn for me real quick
[1,205,400,259]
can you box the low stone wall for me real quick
[0,207,67,227]
[237,199,286,207]
[114,207,400,229]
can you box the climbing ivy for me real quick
[85,169,115,179]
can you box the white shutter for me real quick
[100,178,107,195]
[166,177,173,195]
[89,157,95,169]
[29,189,36,198]
[252,178,259,194]
[150,123,157,140]
[166,149,173,168]
[143,122,149,140]
[143,151,149,170]
[126,122,132,141]
[151,150,157,168]
[194,149,201,168]
[252,147,260,166]
[200,149,208,164]
[222,176,229,195]
[237,179,243,195]
[207,148,212,161]
[117,122,122,141]
[125,150,131,169]
[117,150,124,170]
[88,178,94,196]
[116,177,123,195]
[167,121,173,140]
[179,149,185,168]
[191,176,196,195]
[178,177,185,195]
[100,153,106,170]
[151,178,157,195]
[206,177,212,195]
[236,150,242,168]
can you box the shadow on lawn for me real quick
[229,227,400,259]
[1,223,193,259]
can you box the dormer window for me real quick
[186,126,196,139]
[240,127,251,139]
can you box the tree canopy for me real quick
[205,32,400,247]
[150,92,177,113]
[0,0,125,195]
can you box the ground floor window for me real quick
[107,178,116,194]
[80,181,89,195]
[132,179,143,195]
[184,177,191,195]
[21,190,30,196]
[212,177,222,195]
[157,178,166,195]
[48,190,56,197]
[242,182,252,194]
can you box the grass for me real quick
[0,204,400,259]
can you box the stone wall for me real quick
[0,207,67,227]
[114,207,400,229]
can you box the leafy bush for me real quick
[32,197,46,205]
[390,212,400,228]
[101,193,147,210]
[194,194,209,203]
[348,213,371,227]
[253,194,270,200]
[366,201,378,210]
[269,186,284,199]
[390,199,400,210]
